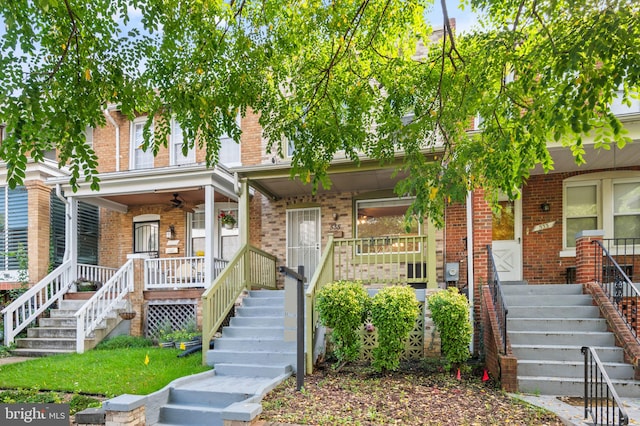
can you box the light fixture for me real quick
[166,225,175,239]
[540,202,550,212]
[332,213,339,221]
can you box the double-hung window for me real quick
[131,118,154,170]
[563,172,640,250]
[170,118,196,166]
[219,114,241,167]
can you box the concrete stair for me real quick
[11,296,121,357]
[206,289,297,374]
[504,283,640,398]
[149,289,293,425]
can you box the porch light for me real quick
[166,225,175,239]
[540,202,550,212]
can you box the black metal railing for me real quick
[602,238,640,282]
[581,346,629,426]
[593,240,639,343]
[487,245,509,354]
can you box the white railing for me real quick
[76,264,118,286]
[1,260,74,346]
[144,256,228,289]
[74,259,134,353]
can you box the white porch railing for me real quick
[74,259,134,353]
[77,263,118,286]
[1,260,74,346]
[144,256,229,289]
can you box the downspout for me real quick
[104,109,120,171]
[466,190,474,354]
[55,184,71,263]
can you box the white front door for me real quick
[286,208,321,282]
[491,197,522,281]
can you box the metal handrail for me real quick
[581,346,629,426]
[74,259,134,353]
[487,245,509,354]
[593,240,639,343]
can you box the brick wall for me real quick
[444,201,468,288]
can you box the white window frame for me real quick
[562,171,640,255]
[130,117,154,170]
[170,118,196,166]
[219,114,242,167]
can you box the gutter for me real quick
[466,190,474,354]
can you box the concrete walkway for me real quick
[1,356,637,425]
[515,394,640,425]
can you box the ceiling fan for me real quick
[165,193,194,212]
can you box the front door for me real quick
[286,208,321,282]
[491,197,522,281]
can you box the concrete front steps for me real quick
[206,289,297,374]
[504,283,640,398]
[11,294,121,357]
[148,289,293,425]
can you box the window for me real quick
[565,183,599,248]
[0,186,28,275]
[131,118,154,170]
[563,172,640,249]
[170,118,196,166]
[355,197,420,253]
[613,182,640,238]
[190,210,205,256]
[219,114,241,166]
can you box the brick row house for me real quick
[2,85,640,394]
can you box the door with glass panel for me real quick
[286,208,321,281]
[491,197,522,281]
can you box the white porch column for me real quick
[204,185,215,288]
[239,179,250,246]
[68,197,79,281]
[427,219,437,288]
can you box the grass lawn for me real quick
[0,347,210,397]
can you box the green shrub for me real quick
[427,287,472,370]
[96,335,153,350]
[370,285,420,372]
[69,394,102,414]
[316,280,370,368]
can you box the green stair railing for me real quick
[201,245,277,364]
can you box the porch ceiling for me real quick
[48,164,238,212]
[236,157,410,200]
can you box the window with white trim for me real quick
[563,172,640,249]
[130,118,154,170]
[219,114,241,166]
[170,118,196,166]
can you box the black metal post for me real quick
[278,265,306,391]
[296,265,305,392]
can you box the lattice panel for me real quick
[360,302,425,361]
[145,300,197,338]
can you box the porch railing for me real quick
[144,256,229,289]
[305,236,335,374]
[487,245,509,354]
[77,263,118,286]
[1,260,74,346]
[333,235,429,285]
[593,240,639,343]
[581,346,629,426]
[74,259,134,353]
[201,245,277,363]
